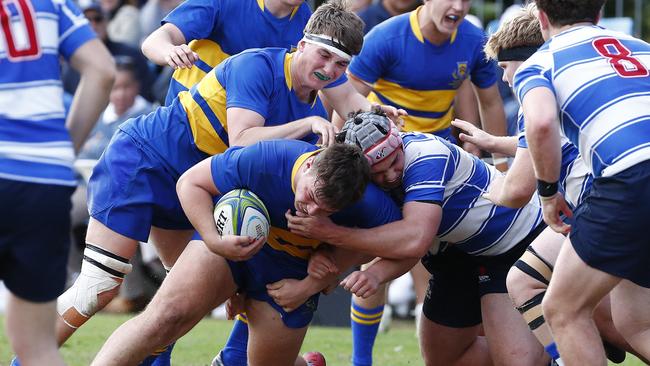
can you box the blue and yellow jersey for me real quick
[211,139,402,259]
[349,7,497,135]
[176,47,341,155]
[162,0,311,105]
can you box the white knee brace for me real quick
[57,243,132,328]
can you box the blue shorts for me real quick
[0,179,74,302]
[421,224,545,327]
[570,160,650,288]
[227,245,319,329]
[88,108,208,242]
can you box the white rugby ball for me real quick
[213,189,270,241]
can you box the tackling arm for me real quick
[287,201,442,259]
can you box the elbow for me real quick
[499,184,534,208]
[404,232,434,259]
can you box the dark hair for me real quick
[304,0,365,55]
[312,143,370,211]
[535,0,605,26]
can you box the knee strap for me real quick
[57,243,132,328]
[515,291,546,331]
[513,247,554,285]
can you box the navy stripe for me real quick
[191,90,230,146]
[591,117,650,175]
[0,55,61,84]
[0,119,69,142]
[194,58,213,74]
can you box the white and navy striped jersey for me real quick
[516,110,592,208]
[401,132,543,256]
[514,25,650,178]
[0,0,95,186]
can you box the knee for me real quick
[145,294,201,336]
[506,267,545,307]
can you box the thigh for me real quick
[149,226,194,267]
[546,238,620,313]
[481,293,546,366]
[0,180,74,302]
[419,314,485,366]
[610,280,650,341]
[149,240,237,329]
[246,299,308,366]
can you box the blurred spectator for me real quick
[139,0,183,42]
[350,0,372,12]
[357,0,420,34]
[62,1,155,102]
[101,0,141,47]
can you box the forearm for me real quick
[365,257,420,285]
[230,119,312,146]
[522,89,562,182]
[325,222,430,259]
[67,41,115,153]
[478,91,509,167]
[141,25,183,65]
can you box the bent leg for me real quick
[92,240,237,365]
[56,218,138,345]
[419,314,489,366]
[481,293,547,366]
[543,239,619,366]
[610,280,650,361]
[246,299,309,366]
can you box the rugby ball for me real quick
[213,189,270,241]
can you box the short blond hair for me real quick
[484,3,544,60]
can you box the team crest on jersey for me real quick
[450,62,468,88]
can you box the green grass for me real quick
[0,314,645,365]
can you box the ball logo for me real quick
[215,210,228,236]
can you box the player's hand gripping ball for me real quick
[214,189,270,241]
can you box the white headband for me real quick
[302,33,352,61]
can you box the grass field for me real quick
[0,314,645,365]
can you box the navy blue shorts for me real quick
[227,244,319,329]
[570,160,650,288]
[88,125,206,242]
[0,179,74,302]
[421,224,546,327]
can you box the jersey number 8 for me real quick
[593,37,648,78]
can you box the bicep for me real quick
[403,201,442,236]
[69,38,114,75]
[180,157,221,196]
[226,107,266,142]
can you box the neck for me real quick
[417,7,450,45]
[264,0,294,18]
[547,21,593,38]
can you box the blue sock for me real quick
[139,342,175,366]
[544,342,564,366]
[351,302,384,366]
[220,315,249,366]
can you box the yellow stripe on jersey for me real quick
[179,71,229,155]
[368,79,456,132]
[172,39,230,90]
[267,226,322,259]
[291,150,322,192]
